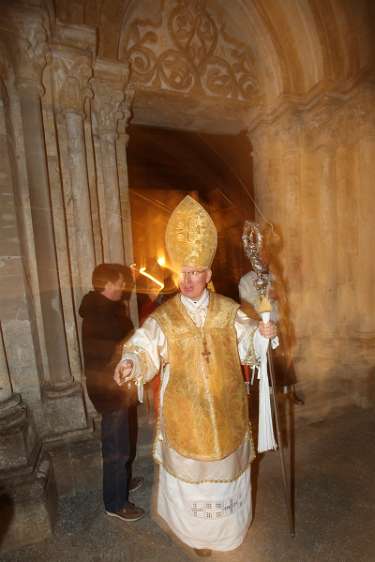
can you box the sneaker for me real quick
[129,476,144,493]
[106,503,145,522]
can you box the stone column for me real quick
[249,110,303,388]
[91,58,129,263]
[357,83,375,335]
[9,12,74,391]
[0,34,57,544]
[6,9,88,436]
[41,63,82,382]
[16,90,74,387]
[48,24,100,423]
[49,37,96,304]
[303,100,340,339]
[264,111,303,333]
[116,87,139,326]
[334,97,357,336]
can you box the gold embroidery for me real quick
[154,456,252,485]
[153,428,256,484]
[201,331,211,363]
[242,328,258,366]
[151,292,250,461]
[165,196,217,269]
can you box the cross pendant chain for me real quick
[201,335,211,363]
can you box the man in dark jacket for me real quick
[79,263,144,522]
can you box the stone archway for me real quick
[1,0,375,549]
[114,0,375,418]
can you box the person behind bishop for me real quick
[114,196,276,557]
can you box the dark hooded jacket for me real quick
[79,290,135,414]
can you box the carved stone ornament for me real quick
[91,60,130,135]
[49,46,93,115]
[91,82,125,136]
[120,0,259,102]
[0,9,49,91]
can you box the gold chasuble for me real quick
[151,292,249,461]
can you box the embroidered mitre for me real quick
[165,195,217,269]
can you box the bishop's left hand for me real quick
[259,321,277,338]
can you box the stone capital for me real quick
[302,97,343,150]
[49,44,93,115]
[117,119,130,147]
[112,84,135,145]
[0,5,49,93]
[271,110,302,154]
[91,59,130,137]
[124,83,136,127]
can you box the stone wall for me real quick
[249,76,375,420]
[0,3,136,548]
[0,0,374,550]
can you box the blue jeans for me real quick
[101,405,138,512]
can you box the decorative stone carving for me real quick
[1,17,90,440]
[120,0,259,101]
[49,45,93,115]
[115,84,139,325]
[0,6,49,92]
[121,83,136,144]
[91,59,129,136]
[91,59,131,263]
[48,32,96,296]
[92,82,125,136]
[302,97,347,151]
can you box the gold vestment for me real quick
[151,292,249,461]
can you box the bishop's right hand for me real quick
[114,359,134,386]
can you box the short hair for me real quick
[92,263,134,297]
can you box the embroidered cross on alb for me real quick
[202,336,211,363]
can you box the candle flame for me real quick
[139,267,164,289]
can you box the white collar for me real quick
[180,289,209,310]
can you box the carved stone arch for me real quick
[118,0,260,104]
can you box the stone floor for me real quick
[1,404,374,562]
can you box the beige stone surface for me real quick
[0,0,374,550]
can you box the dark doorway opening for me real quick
[127,124,255,300]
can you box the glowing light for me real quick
[139,267,164,289]
[157,256,166,267]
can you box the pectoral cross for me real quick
[202,336,211,363]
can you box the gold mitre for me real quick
[165,195,217,270]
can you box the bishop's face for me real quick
[178,266,212,300]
